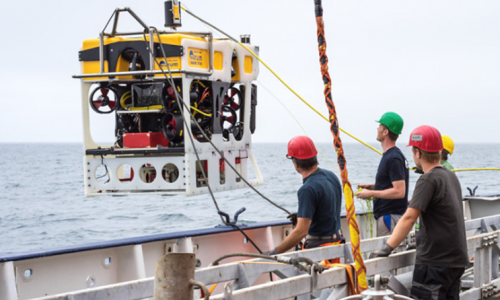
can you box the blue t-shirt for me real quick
[297,168,342,236]
[373,147,409,219]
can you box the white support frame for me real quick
[79,37,263,197]
[18,214,500,300]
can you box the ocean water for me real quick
[0,142,499,255]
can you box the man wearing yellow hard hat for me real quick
[441,135,454,170]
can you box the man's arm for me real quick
[356,180,405,200]
[274,218,311,253]
[373,207,421,257]
[357,183,375,190]
[386,207,421,248]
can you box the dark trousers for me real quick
[410,264,465,300]
[303,238,334,249]
[303,236,345,249]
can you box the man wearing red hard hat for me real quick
[374,125,468,300]
[263,136,342,255]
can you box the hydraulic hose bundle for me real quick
[313,0,368,292]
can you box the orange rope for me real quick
[198,87,210,106]
[314,2,367,292]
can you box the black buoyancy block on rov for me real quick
[79,41,183,78]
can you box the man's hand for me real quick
[287,213,298,227]
[262,248,278,256]
[357,183,374,190]
[355,189,373,200]
[369,243,394,258]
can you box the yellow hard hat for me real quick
[441,135,454,155]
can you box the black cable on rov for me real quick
[139,29,289,265]
[141,28,291,218]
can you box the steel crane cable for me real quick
[313,0,367,292]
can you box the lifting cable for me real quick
[313,0,367,292]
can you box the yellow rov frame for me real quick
[73,7,263,197]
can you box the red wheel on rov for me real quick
[223,87,243,111]
[89,86,118,114]
[220,105,237,131]
[162,113,184,143]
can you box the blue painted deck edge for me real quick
[0,219,290,262]
[0,211,359,262]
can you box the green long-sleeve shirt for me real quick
[440,160,454,170]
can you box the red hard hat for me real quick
[407,125,443,152]
[286,136,318,159]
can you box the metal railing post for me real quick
[99,32,104,74]
[149,27,155,75]
[153,253,209,300]
[0,262,18,300]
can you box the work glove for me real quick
[287,213,298,227]
[262,248,278,256]
[369,243,394,258]
[413,166,424,174]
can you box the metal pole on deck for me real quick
[153,253,209,300]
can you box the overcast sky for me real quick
[1,1,499,145]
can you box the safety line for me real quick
[453,168,500,172]
[257,79,366,186]
[181,5,500,175]
[180,5,382,157]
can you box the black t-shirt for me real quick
[297,168,342,236]
[409,167,469,268]
[373,147,409,219]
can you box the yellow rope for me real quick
[453,168,500,172]
[129,105,163,111]
[236,43,382,156]
[209,283,218,293]
[120,91,131,109]
[190,106,212,117]
[180,6,499,174]
[180,5,381,156]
